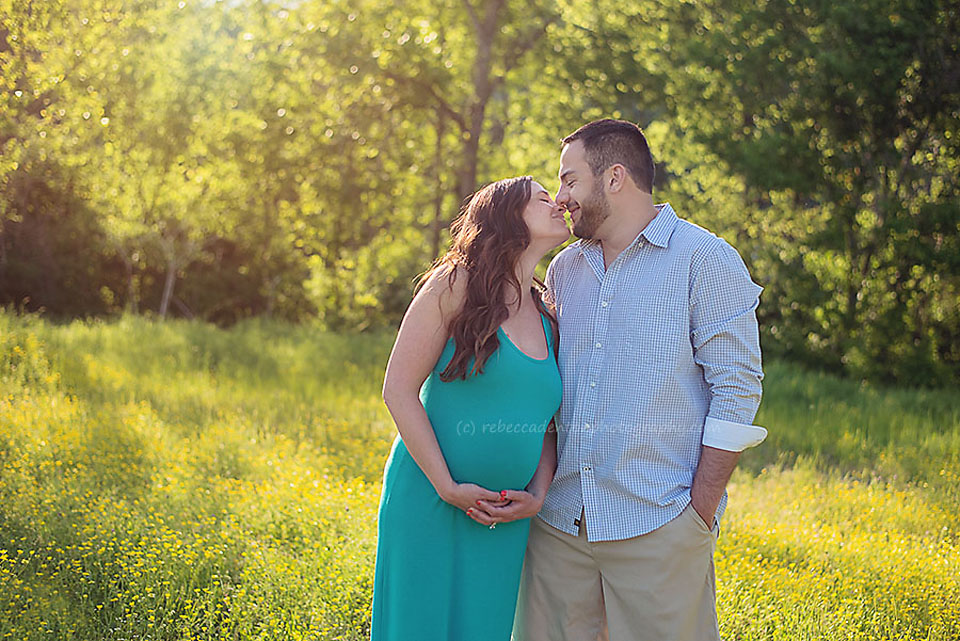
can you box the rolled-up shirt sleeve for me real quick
[689,240,767,452]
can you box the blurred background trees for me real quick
[2,0,958,385]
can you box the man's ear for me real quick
[607,164,626,193]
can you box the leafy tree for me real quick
[2,0,956,385]
[0,0,127,315]
[648,0,960,384]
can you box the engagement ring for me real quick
[489,523,496,530]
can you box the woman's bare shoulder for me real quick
[417,264,468,319]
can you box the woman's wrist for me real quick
[435,477,458,503]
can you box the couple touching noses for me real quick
[372,119,767,641]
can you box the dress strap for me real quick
[540,312,555,352]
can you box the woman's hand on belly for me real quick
[440,482,505,518]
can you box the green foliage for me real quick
[644,0,960,385]
[0,313,392,639]
[0,314,58,393]
[1,0,957,384]
[1,313,958,639]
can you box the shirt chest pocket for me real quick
[617,285,690,366]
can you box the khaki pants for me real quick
[513,504,720,641]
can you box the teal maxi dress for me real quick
[371,313,562,641]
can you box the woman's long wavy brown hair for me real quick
[418,176,558,381]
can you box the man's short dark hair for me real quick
[562,119,655,193]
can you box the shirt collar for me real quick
[575,202,678,255]
[638,202,678,248]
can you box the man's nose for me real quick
[555,186,567,206]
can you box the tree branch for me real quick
[381,70,468,133]
[493,13,560,87]
[460,0,480,33]
[892,117,933,200]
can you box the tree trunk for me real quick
[121,252,139,314]
[159,257,177,319]
[0,221,7,271]
[456,0,501,202]
[431,106,447,259]
[264,274,280,317]
[458,124,484,202]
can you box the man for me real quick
[514,119,767,641]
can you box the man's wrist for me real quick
[525,480,549,506]
[690,485,719,524]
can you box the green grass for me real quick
[1,312,958,640]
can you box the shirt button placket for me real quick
[594,296,609,393]
[583,269,615,492]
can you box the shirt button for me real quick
[601,301,609,307]
[595,342,602,349]
[584,423,591,430]
[582,465,592,471]
[590,381,596,387]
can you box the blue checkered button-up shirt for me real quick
[538,203,767,542]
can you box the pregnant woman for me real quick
[371,176,570,640]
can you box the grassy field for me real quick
[1,312,958,640]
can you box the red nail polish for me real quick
[467,508,473,515]
[500,491,507,498]
[476,500,482,506]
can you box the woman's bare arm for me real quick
[381,269,502,512]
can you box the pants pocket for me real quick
[687,502,715,535]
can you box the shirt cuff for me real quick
[701,416,768,452]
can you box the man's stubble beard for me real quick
[572,181,611,240]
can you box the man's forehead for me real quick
[560,140,586,166]
[559,146,584,179]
